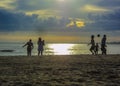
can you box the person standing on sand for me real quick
[37,37,45,56]
[94,43,99,55]
[88,35,95,55]
[101,35,107,55]
[23,39,34,56]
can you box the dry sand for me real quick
[0,55,120,86]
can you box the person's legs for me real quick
[38,51,42,56]
[27,48,30,56]
[90,47,92,54]
[90,49,92,54]
[95,50,97,55]
[29,50,31,56]
[101,45,104,55]
[90,49,94,55]
[27,50,29,56]
[105,48,107,55]
[90,46,95,55]
[92,50,95,55]
[96,49,99,55]
[38,51,40,56]
[41,51,43,55]
[27,48,32,56]
[103,47,107,55]
[102,50,104,55]
[96,51,98,55]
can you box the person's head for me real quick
[91,35,94,39]
[97,34,100,37]
[103,35,106,38]
[38,37,42,41]
[29,39,32,42]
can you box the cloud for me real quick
[1,0,119,18]
[14,0,103,18]
[25,9,60,18]
[66,21,85,28]
[95,0,120,12]
[0,0,16,10]
[97,0,120,8]
[0,0,120,38]
[86,9,120,31]
[0,9,74,32]
[66,21,75,28]
[15,0,57,11]
[76,21,85,28]
[0,9,39,31]
[1,7,120,33]
[81,5,111,13]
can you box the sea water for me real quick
[0,42,120,56]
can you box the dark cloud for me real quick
[16,0,57,11]
[1,8,120,33]
[0,0,120,35]
[15,0,97,18]
[87,9,120,31]
[0,9,40,31]
[97,0,120,8]
[0,9,70,32]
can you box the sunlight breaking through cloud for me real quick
[66,21,85,28]
[81,5,111,13]
[0,0,16,10]
[25,9,60,18]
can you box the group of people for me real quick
[23,35,107,56]
[23,37,45,56]
[89,35,107,55]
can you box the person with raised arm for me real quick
[23,39,34,56]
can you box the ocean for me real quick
[0,42,120,56]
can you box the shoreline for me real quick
[0,54,120,57]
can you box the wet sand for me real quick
[0,55,120,86]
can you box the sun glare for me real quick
[76,21,85,28]
[49,44,74,55]
[58,0,65,2]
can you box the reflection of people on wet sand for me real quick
[37,37,45,56]
[23,39,34,56]
[88,35,95,55]
[95,43,99,55]
[101,35,107,55]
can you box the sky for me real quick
[0,0,120,43]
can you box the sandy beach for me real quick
[0,55,120,86]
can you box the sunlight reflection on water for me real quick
[45,43,89,55]
[48,44,74,55]
[0,42,120,56]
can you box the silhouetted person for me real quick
[101,35,107,55]
[89,35,95,55]
[95,43,99,55]
[37,37,45,56]
[23,39,34,56]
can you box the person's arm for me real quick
[88,40,91,46]
[23,43,27,47]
